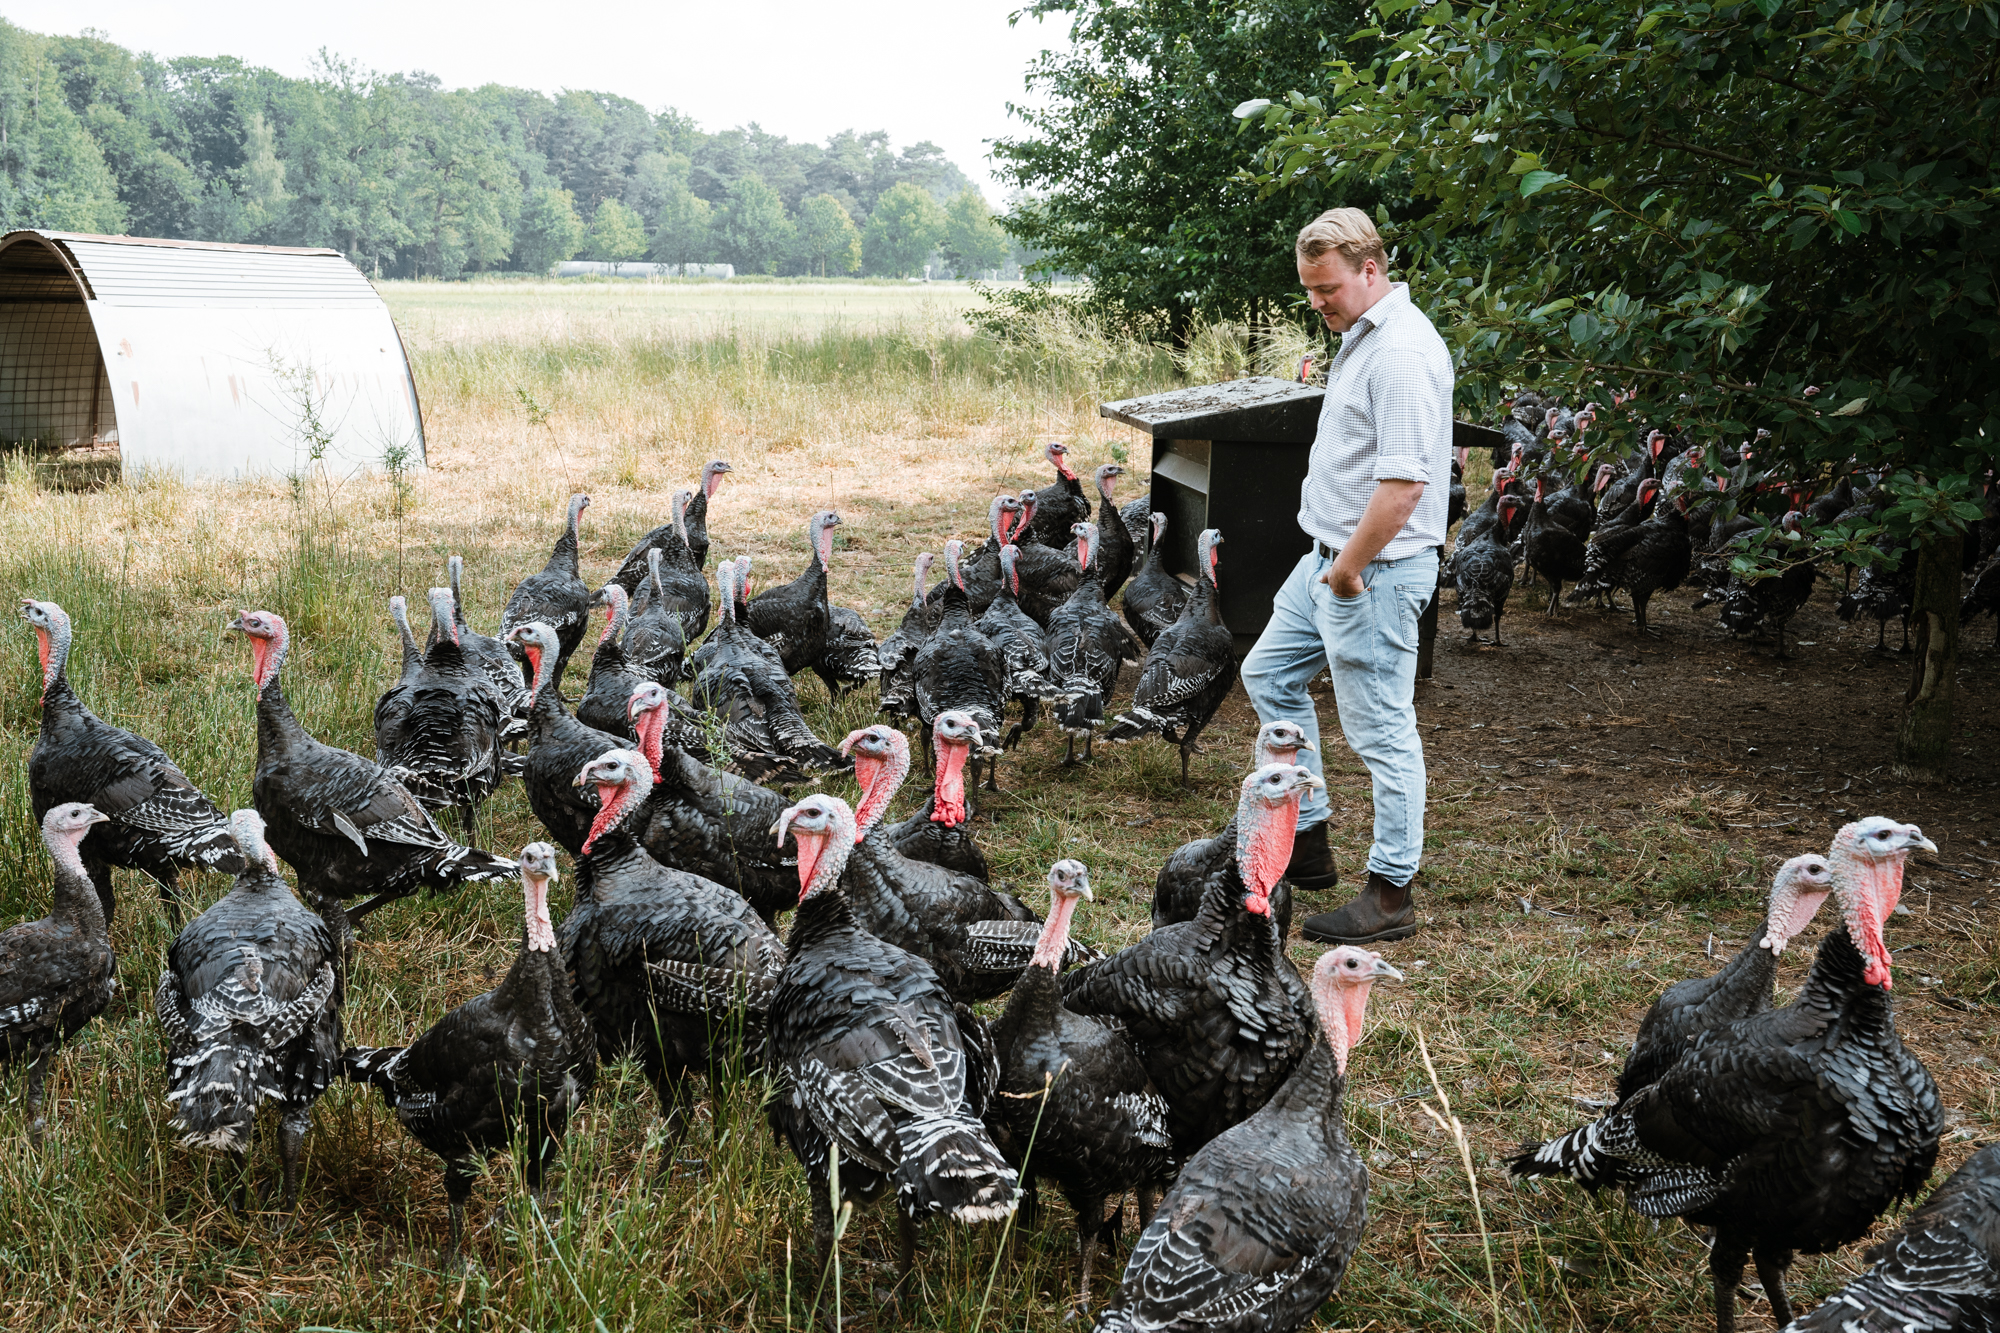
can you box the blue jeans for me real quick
[1239,546,1437,885]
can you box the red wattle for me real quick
[634,710,665,777]
[1244,891,1272,918]
[933,744,969,825]
[582,784,626,853]
[1031,894,1079,969]
[794,835,826,902]
[249,638,273,691]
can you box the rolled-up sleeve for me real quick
[1368,350,1449,484]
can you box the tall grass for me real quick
[0,300,1982,1331]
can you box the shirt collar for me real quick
[1351,282,1411,336]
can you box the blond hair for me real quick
[1296,207,1387,272]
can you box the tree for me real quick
[939,189,1008,276]
[584,197,648,261]
[514,185,585,273]
[715,175,792,274]
[863,180,946,277]
[0,21,127,233]
[647,177,714,270]
[793,192,860,276]
[992,0,1381,332]
[1247,0,1998,779]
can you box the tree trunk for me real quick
[1893,530,1962,782]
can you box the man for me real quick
[1240,208,1452,944]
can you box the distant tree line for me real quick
[0,20,1017,279]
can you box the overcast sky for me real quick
[5,1,1068,196]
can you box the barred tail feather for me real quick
[892,1113,1019,1224]
[342,1044,406,1091]
[1055,688,1103,737]
[165,1040,282,1151]
[1103,707,1166,744]
[1508,1114,1623,1188]
[438,846,518,885]
[176,822,248,873]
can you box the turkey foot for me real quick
[1753,1245,1794,1326]
[1709,1238,1750,1333]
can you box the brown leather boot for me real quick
[1299,872,1415,944]
[1282,822,1339,893]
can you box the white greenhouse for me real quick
[0,230,425,478]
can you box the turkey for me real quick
[21,598,241,926]
[975,542,1058,752]
[880,710,992,882]
[610,489,712,641]
[691,559,847,785]
[445,555,529,738]
[910,539,1008,761]
[877,551,938,725]
[1007,489,1089,625]
[1964,555,2000,649]
[1454,495,1525,644]
[574,584,653,738]
[344,843,595,1265]
[507,620,627,863]
[985,860,1172,1313]
[682,458,731,570]
[1095,945,1403,1333]
[1046,521,1144,765]
[1589,492,1695,635]
[813,604,881,701]
[1149,721,1315,940]
[1105,527,1237,783]
[372,587,508,844]
[1446,447,1468,529]
[1511,816,1944,1333]
[1122,513,1191,650]
[230,610,516,940]
[501,493,594,677]
[1119,493,1152,552]
[0,803,117,1146]
[1063,763,1323,1155]
[1613,853,1833,1106]
[1023,440,1091,547]
[1522,478,1590,612]
[1838,533,1916,651]
[1716,514,1820,656]
[745,509,841,676]
[155,809,342,1220]
[1092,463,1137,599]
[838,722,1093,1002]
[626,679,800,927]
[761,793,1018,1321]
[621,548,688,685]
[560,750,787,1155]
[1569,477,1664,608]
[1447,466,1524,575]
[1780,1142,2000,1332]
[927,495,1024,618]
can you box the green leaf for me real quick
[1829,396,1870,416]
[1518,170,1569,197]
[1751,0,1781,17]
[1636,10,1662,33]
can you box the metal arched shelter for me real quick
[0,230,425,477]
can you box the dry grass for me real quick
[0,288,1992,1332]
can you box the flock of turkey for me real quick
[2,440,1996,1331]
[1450,389,2000,654]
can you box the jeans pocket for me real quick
[1326,589,1374,670]
[1383,582,1430,655]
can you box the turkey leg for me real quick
[1753,1244,1794,1326]
[272,1106,310,1230]
[1708,1237,1750,1333]
[23,1049,49,1148]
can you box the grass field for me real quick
[0,283,1994,1333]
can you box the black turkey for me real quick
[1063,763,1323,1155]
[1122,513,1190,650]
[1780,1142,2000,1331]
[745,509,840,676]
[574,584,653,738]
[501,492,593,677]
[813,604,881,701]
[372,586,508,844]
[925,495,1022,619]
[761,793,1018,1319]
[345,842,596,1265]
[1511,816,1944,1333]
[838,722,1091,1002]
[622,548,688,686]
[1119,493,1151,551]
[1716,512,1819,656]
[507,620,625,863]
[155,809,342,1220]
[1614,852,1832,1105]
[1096,946,1402,1333]
[0,803,117,1146]
[1091,463,1137,599]
[561,750,787,1156]
[910,539,1007,762]
[1837,532,1916,651]
[877,551,937,725]
[231,610,515,941]
[1586,491,1695,636]
[976,542,1058,753]
[986,859,1172,1312]
[1568,476,1663,608]
[1447,446,1468,529]
[1105,527,1237,782]
[1522,476,1590,612]
[1150,720,1314,940]
[1023,440,1091,547]
[611,489,712,641]
[691,559,847,785]
[22,598,241,926]
[682,458,731,569]
[627,679,800,927]
[1046,521,1143,764]
[1007,489,1088,625]
[1454,496,1524,644]
[880,710,992,882]
[445,555,529,739]
[1448,466,1526,575]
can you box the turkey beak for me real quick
[1302,774,1325,791]
[1903,829,1939,855]
[1296,737,1317,753]
[226,612,248,633]
[1369,957,1405,982]
[84,808,111,828]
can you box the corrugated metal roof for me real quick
[45,234,382,309]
